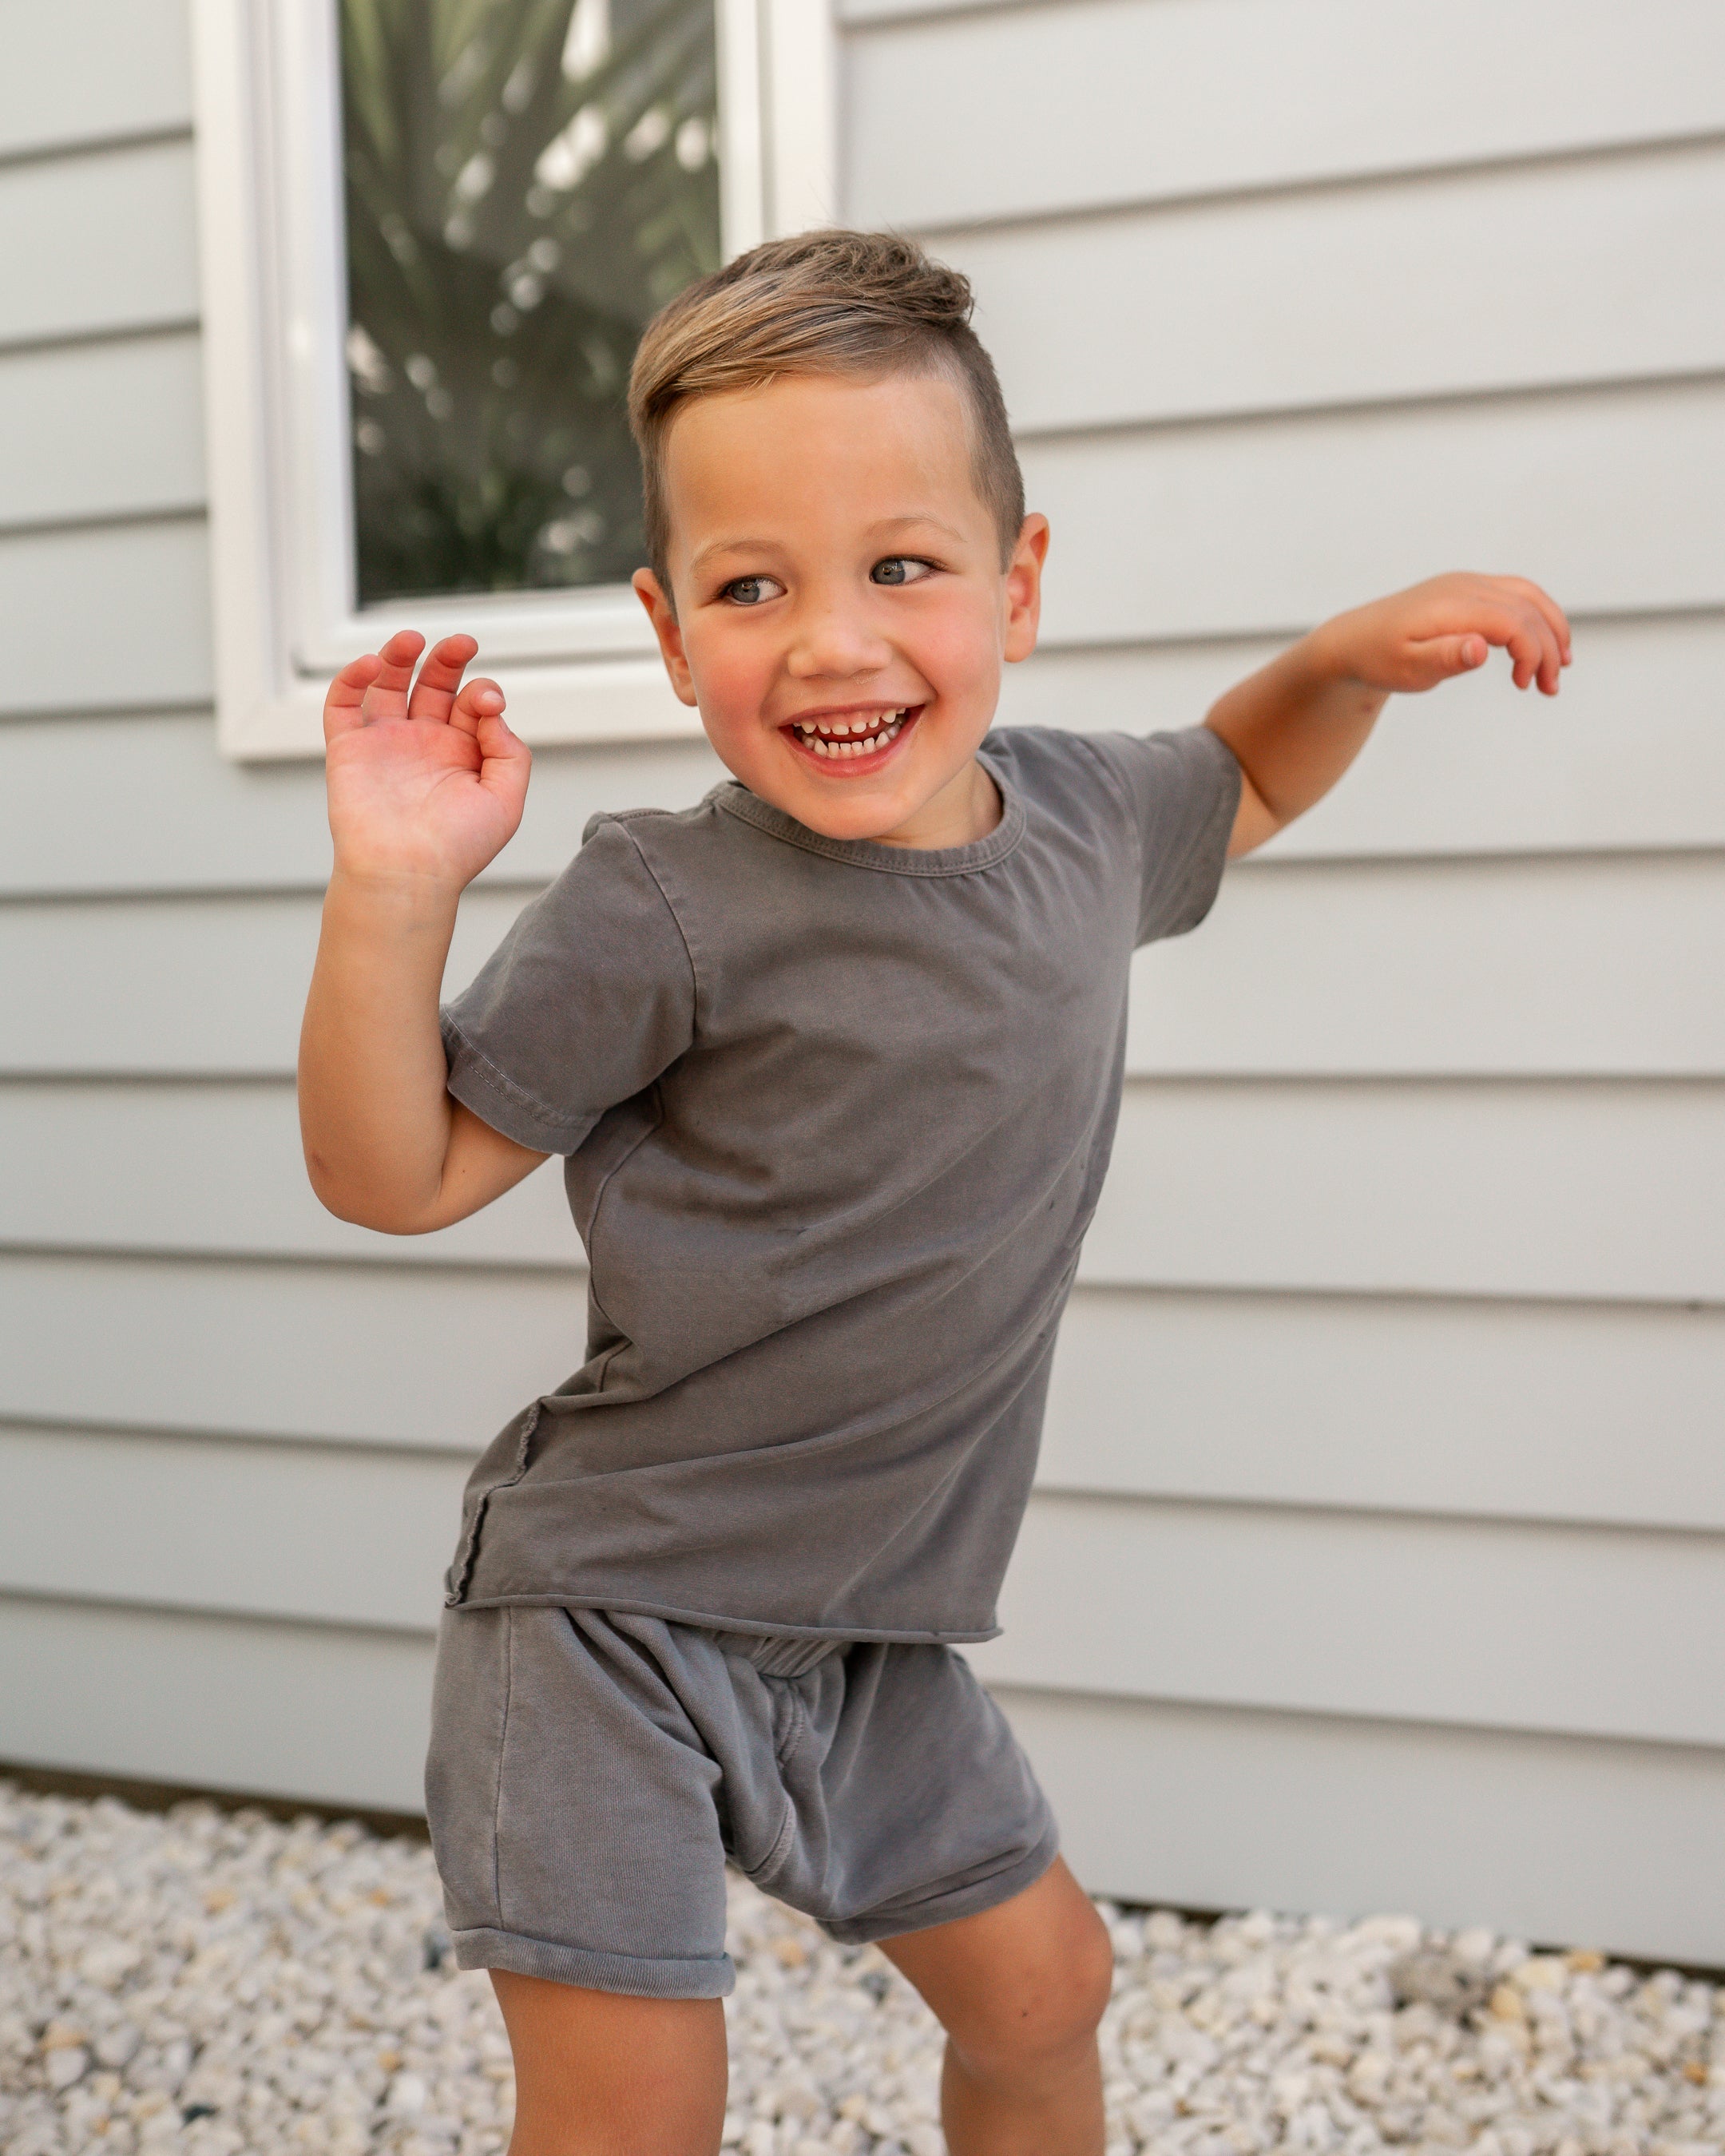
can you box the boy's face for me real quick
[632,371,1049,849]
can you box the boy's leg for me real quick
[489,1972,728,2156]
[878,1856,1114,2156]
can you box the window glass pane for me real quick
[340,0,720,606]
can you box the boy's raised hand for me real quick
[1312,572,1572,698]
[323,629,530,890]
[1208,570,1575,855]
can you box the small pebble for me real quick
[1388,1946,1494,2014]
[1,1774,1719,2153]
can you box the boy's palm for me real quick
[1323,572,1572,698]
[323,630,530,887]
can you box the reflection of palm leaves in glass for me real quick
[342,0,720,604]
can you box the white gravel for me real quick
[2,1778,1720,2155]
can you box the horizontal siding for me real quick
[0,713,336,896]
[847,0,1725,229]
[7,1258,1723,1533]
[1042,1288,1725,1532]
[0,331,204,531]
[0,884,529,1075]
[0,715,726,898]
[1130,853,1725,1076]
[0,519,211,714]
[0,1425,462,1635]
[994,1687,1725,1966]
[6,1078,1723,1301]
[9,855,1724,1078]
[0,1080,577,1267]
[957,141,1725,434]
[1088,1080,1725,1300]
[0,1592,433,1814]
[0,0,191,161]
[0,1251,585,1453]
[1025,379,1725,648]
[0,137,198,348]
[971,1495,1725,1748]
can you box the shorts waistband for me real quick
[704,1631,846,1679]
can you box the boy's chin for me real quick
[763,774,918,842]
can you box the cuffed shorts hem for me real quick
[452,1924,735,1999]
[821,1819,1061,1946]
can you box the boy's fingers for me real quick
[356,628,427,722]
[450,676,507,740]
[1533,589,1572,672]
[1459,598,1557,693]
[406,633,481,723]
[1515,601,1563,694]
[323,652,387,743]
[371,630,426,685]
[475,703,531,790]
[1497,575,1572,656]
[1412,633,1489,684]
[476,723,532,820]
[1537,622,1564,693]
[1503,613,1558,692]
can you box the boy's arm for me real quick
[298,629,547,1234]
[1205,573,1572,858]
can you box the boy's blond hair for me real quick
[628,229,1025,585]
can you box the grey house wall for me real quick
[3,0,1724,1963]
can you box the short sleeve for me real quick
[1084,724,1241,946]
[439,816,697,1155]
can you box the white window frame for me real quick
[189,0,839,761]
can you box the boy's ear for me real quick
[1003,514,1050,665]
[632,569,699,706]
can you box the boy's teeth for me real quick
[797,709,908,758]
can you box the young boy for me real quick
[299,231,1569,2156]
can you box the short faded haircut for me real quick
[627,228,1025,586]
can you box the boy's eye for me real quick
[721,574,784,606]
[870,556,935,586]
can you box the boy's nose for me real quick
[784,600,894,681]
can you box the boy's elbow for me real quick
[303,1151,442,1236]
[1226,771,1287,858]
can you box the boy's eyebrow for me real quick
[689,513,967,573]
[868,513,967,544]
[688,537,779,572]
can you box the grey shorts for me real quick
[423,1603,1059,1999]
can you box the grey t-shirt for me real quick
[438,723,1240,1639]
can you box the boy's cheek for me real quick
[680,636,770,735]
[692,672,788,785]
[913,610,1004,714]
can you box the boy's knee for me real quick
[951,1896,1114,2084]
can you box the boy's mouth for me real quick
[779,706,922,768]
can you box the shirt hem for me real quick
[441,1586,1003,1647]
[441,1013,591,1155]
[1162,726,1243,937]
